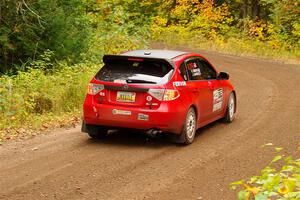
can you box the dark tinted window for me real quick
[179,63,188,81]
[197,60,217,80]
[186,59,203,81]
[95,59,173,84]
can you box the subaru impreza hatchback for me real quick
[82,50,236,144]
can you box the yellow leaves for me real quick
[152,16,168,27]
[13,25,21,33]
[292,23,300,45]
[270,155,282,164]
[278,186,289,195]
[278,178,297,195]
[231,142,300,200]
[151,0,233,39]
[278,178,296,196]
[247,19,279,45]
[244,184,261,196]
[238,190,251,200]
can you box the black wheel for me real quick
[82,121,108,139]
[178,107,197,145]
[223,92,236,123]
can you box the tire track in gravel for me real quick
[0,47,299,200]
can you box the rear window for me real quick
[95,59,173,84]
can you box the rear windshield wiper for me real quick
[126,79,157,84]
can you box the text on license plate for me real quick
[116,91,136,102]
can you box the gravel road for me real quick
[0,47,299,200]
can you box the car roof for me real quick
[121,50,188,60]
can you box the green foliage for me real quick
[0,0,152,137]
[81,0,154,64]
[0,54,97,130]
[1,0,299,139]
[150,0,299,63]
[231,143,300,200]
[1,0,299,74]
[84,1,149,63]
[0,0,92,73]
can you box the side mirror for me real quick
[217,72,229,80]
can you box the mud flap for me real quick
[81,120,88,133]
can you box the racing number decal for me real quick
[213,88,223,112]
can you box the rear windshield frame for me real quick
[95,55,174,85]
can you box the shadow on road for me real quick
[85,130,173,148]
[82,119,224,148]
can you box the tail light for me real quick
[163,89,180,101]
[87,83,104,95]
[148,89,164,101]
[148,89,180,101]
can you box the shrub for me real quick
[231,143,300,200]
[0,61,97,130]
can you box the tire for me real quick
[82,121,108,139]
[178,107,197,145]
[223,92,236,123]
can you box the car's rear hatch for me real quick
[89,55,175,109]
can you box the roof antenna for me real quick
[144,51,151,55]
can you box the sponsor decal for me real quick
[146,95,153,101]
[112,109,132,115]
[173,81,186,87]
[213,88,223,112]
[138,113,149,121]
[146,102,158,106]
[191,68,201,76]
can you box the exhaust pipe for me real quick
[145,129,162,138]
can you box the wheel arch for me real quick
[231,90,237,113]
[189,104,198,121]
[188,104,199,124]
[180,104,198,132]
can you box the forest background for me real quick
[0,0,299,136]
[1,1,300,198]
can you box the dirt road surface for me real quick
[0,47,299,200]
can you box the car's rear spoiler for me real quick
[103,55,174,67]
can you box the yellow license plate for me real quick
[116,91,136,102]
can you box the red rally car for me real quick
[82,50,236,144]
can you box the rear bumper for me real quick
[83,101,187,134]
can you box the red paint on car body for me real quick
[82,50,236,135]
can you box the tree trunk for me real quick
[251,0,260,20]
[241,0,248,18]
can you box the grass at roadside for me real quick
[0,63,98,142]
[151,26,300,64]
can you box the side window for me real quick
[198,60,217,80]
[186,59,203,81]
[179,63,188,81]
